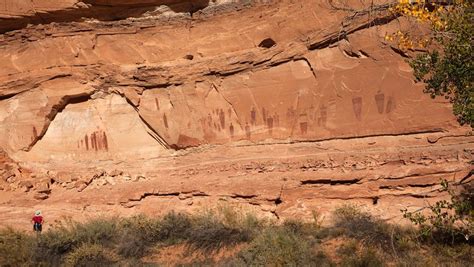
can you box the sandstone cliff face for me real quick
[0,0,472,228]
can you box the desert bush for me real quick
[155,211,192,244]
[187,212,253,252]
[394,242,473,267]
[336,240,358,256]
[178,258,218,267]
[33,217,117,264]
[218,204,242,227]
[116,215,161,258]
[429,243,473,266]
[217,205,264,237]
[115,208,266,262]
[32,225,76,264]
[71,218,117,245]
[333,205,402,251]
[235,226,331,266]
[63,243,115,267]
[239,212,262,236]
[281,219,305,235]
[340,248,384,267]
[0,228,33,266]
[117,258,157,267]
[116,229,149,258]
[1,206,471,266]
[401,179,473,244]
[117,212,195,257]
[336,240,384,267]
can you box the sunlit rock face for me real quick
[0,0,471,229]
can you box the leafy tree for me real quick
[391,0,473,127]
[401,179,473,244]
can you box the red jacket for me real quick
[32,215,43,224]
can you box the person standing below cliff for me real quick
[32,210,43,234]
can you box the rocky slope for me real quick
[0,0,472,229]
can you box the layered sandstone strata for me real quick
[0,0,472,229]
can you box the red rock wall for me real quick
[0,0,471,227]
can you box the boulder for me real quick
[35,181,51,194]
[54,171,74,184]
[34,193,49,200]
[75,181,88,192]
[109,169,123,177]
[19,180,34,192]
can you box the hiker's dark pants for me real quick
[33,223,42,232]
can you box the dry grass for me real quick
[0,205,471,266]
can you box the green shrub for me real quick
[116,229,149,258]
[340,248,384,267]
[0,228,33,266]
[337,241,384,267]
[235,227,331,266]
[116,215,161,258]
[401,179,473,244]
[431,243,473,266]
[187,215,251,252]
[2,208,471,266]
[333,205,399,251]
[408,1,473,127]
[117,258,157,267]
[32,225,75,264]
[63,243,115,267]
[240,212,263,232]
[156,211,192,243]
[336,240,358,256]
[281,219,305,235]
[71,218,117,245]
[32,217,117,264]
[394,243,473,267]
[216,205,265,238]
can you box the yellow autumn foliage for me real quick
[385,0,468,50]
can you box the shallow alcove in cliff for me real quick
[0,0,212,33]
[258,38,276,48]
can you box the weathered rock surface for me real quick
[0,0,472,229]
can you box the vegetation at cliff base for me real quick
[1,200,472,266]
[401,179,473,244]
